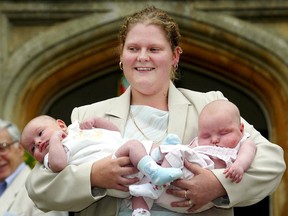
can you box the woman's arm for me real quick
[215,120,285,207]
[25,162,98,212]
[167,122,285,212]
[167,89,285,211]
[26,155,138,212]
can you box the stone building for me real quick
[0,1,287,215]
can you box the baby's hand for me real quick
[51,130,67,142]
[223,164,244,183]
[80,119,95,129]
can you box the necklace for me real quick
[129,110,168,144]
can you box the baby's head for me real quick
[198,100,244,148]
[21,115,67,163]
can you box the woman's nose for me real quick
[137,50,150,62]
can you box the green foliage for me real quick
[24,151,37,168]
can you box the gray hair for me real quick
[0,119,20,142]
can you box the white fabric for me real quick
[44,121,123,168]
[124,105,169,146]
[191,132,250,167]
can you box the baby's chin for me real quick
[36,154,46,163]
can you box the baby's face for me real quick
[198,111,243,148]
[22,118,62,163]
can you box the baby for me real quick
[21,115,182,216]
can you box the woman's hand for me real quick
[166,160,227,212]
[90,155,139,191]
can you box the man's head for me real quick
[0,119,24,181]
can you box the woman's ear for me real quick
[173,46,183,66]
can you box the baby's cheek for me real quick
[223,137,238,148]
[198,138,209,146]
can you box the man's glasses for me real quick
[0,141,18,155]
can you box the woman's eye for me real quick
[38,131,43,136]
[150,48,160,52]
[128,47,138,52]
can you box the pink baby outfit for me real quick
[154,133,250,213]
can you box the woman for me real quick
[26,6,285,216]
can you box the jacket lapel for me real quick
[105,87,131,136]
[168,82,190,141]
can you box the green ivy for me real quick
[24,151,37,168]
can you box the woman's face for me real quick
[120,23,179,96]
